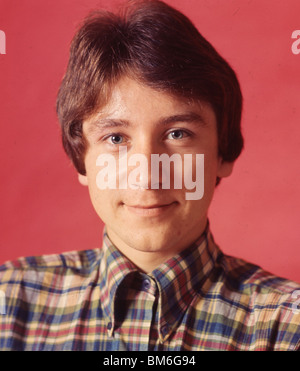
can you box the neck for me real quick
[105,220,207,273]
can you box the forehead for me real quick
[84,76,216,129]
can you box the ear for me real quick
[78,173,89,186]
[217,158,234,179]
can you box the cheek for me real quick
[83,154,113,216]
[87,185,120,225]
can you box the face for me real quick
[79,77,233,269]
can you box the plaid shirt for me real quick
[0,226,299,351]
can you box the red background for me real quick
[0,0,299,282]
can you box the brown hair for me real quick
[56,0,243,176]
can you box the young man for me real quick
[0,0,299,351]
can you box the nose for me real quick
[128,137,161,190]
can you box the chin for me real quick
[128,232,178,253]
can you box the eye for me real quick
[167,129,189,140]
[108,134,124,145]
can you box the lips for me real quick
[123,201,177,217]
[129,203,174,209]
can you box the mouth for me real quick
[123,201,178,217]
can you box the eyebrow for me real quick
[88,112,207,133]
[159,112,207,127]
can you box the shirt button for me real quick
[142,278,151,291]
[161,324,169,337]
[107,321,112,330]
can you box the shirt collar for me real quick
[99,230,138,334]
[150,225,220,340]
[99,223,221,340]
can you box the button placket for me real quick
[159,323,171,343]
[161,324,169,336]
[106,319,115,338]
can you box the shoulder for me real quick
[0,248,102,293]
[216,254,300,350]
[0,248,101,272]
[219,253,300,297]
